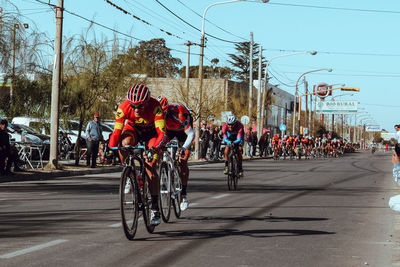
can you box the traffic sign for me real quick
[279,124,286,132]
[241,115,250,125]
[313,83,332,99]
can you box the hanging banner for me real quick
[316,100,358,114]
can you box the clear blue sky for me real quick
[4,0,400,132]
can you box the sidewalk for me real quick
[0,156,270,183]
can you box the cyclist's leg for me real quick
[119,127,138,164]
[237,145,243,171]
[224,145,230,174]
[145,136,161,214]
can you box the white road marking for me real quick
[212,194,230,199]
[0,239,68,259]
[189,202,199,207]
[108,218,141,228]
[0,199,7,201]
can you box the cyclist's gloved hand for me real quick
[226,141,232,146]
[148,147,158,160]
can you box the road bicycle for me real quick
[226,143,239,191]
[159,140,183,223]
[111,144,156,240]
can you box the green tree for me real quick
[124,38,181,77]
[227,41,264,82]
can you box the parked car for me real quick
[11,124,50,160]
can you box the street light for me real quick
[292,68,332,135]
[195,0,268,159]
[257,50,317,139]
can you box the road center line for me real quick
[0,239,68,259]
[212,194,230,199]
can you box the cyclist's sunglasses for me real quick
[130,103,145,109]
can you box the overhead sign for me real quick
[279,124,286,132]
[316,100,358,114]
[366,125,382,132]
[313,83,332,99]
[241,115,250,125]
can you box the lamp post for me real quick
[195,0,269,159]
[258,51,317,140]
[293,68,332,135]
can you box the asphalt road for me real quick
[0,151,398,267]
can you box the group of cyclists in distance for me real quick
[269,133,355,160]
[108,83,357,228]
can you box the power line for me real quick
[105,0,185,41]
[32,0,200,56]
[265,47,400,57]
[124,0,199,41]
[283,71,400,78]
[153,0,242,44]
[268,2,400,15]
[175,0,247,41]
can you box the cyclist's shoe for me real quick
[150,209,161,225]
[223,167,228,175]
[180,196,189,211]
[239,170,244,178]
[124,179,132,194]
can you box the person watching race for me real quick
[108,84,167,226]
[222,114,244,177]
[157,95,194,211]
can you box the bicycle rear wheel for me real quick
[120,167,139,240]
[172,168,182,218]
[159,162,171,223]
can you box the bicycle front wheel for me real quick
[172,168,182,218]
[140,171,156,234]
[227,158,233,191]
[232,156,238,190]
[120,166,139,240]
[159,162,171,223]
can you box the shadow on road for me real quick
[135,228,335,241]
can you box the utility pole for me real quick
[256,46,262,141]
[304,77,308,134]
[194,30,205,160]
[309,82,312,136]
[11,24,18,103]
[248,32,253,117]
[46,0,63,169]
[184,41,192,100]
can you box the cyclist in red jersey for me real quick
[222,114,244,177]
[109,84,167,225]
[158,96,194,211]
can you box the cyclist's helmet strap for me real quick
[127,84,150,105]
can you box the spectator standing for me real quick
[199,121,210,160]
[395,125,400,143]
[85,114,103,168]
[0,119,12,175]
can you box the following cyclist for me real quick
[222,114,244,177]
[109,84,167,226]
[157,95,194,211]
